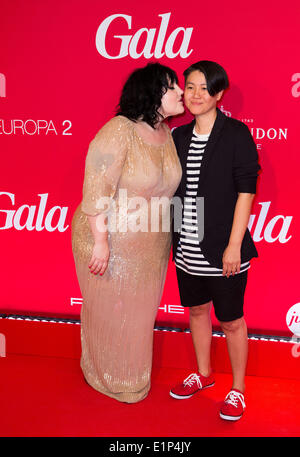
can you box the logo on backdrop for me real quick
[220,106,231,117]
[0,119,72,136]
[0,192,293,242]
[291,73,300,98]
[286,303,300,358]
[220,106,288,151]
[0,73,6,98]
[70,297,186,316]
[248,201,292,244]
[0,192,69,232]
[249,127,287,141]
[96,13,193,59]
[286,304,300,336]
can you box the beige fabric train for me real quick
[72,116,182,403]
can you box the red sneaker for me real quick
[170,372,215,399]
[219,389,246,421]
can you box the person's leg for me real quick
[189,302,213,376]
[219,316,248,392]
[211,271,249,393]
[170,269,215,399]
[176,268,213,376]
[170,301,215,399]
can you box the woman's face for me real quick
[184,71,223,117]
[159,82,184,119]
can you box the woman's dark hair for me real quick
[116,62,178,128]
[183,60,229,96]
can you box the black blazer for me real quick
[172,108,260,269]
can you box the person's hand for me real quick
[89,241,110,276]
[222,245,241,278]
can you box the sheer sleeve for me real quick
[81,116,128,216]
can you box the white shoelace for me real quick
[183,373,202,389]
[225,390,246,409]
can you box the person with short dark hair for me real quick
[169,60,260,421]
[72,63,184,403]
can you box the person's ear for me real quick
[216,90,224,101]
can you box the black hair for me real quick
[116,62,178,128]
[183,60,229,96]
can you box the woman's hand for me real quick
[222,244,241,277]
[89,241,110,276]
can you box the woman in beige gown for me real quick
[72,63,183,403]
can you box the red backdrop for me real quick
[0,0,299,335]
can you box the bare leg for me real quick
[189,302,213,377]
[219,316,248,393]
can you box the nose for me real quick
[193,87,201,97]
[176,84,183,96]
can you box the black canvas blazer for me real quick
[172,108,260,269]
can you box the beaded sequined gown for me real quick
[72,116,182,403]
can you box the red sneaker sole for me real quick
[219,412,243,421]
[169,382,215,400]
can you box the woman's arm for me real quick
[81,117,128,276]
[222,193,255,277]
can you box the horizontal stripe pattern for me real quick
[175,128,250,276]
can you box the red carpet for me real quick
[0,318,299,437]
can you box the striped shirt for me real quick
[175,128,250,276]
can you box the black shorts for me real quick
[176,267,248,322]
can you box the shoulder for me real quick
[92,115,132,145]
[224,115,251,135]
[223,117,257,159]
[98,115,131,135]
[172,120,194,140]
[221,116,255,148]
[172,120,194,135]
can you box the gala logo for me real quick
[248,201,292,244]
[291,73,300,98]
[0,192,69,232]
[96,13,193,59]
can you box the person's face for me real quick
[184,71,223,117]
[159,81,184,118]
